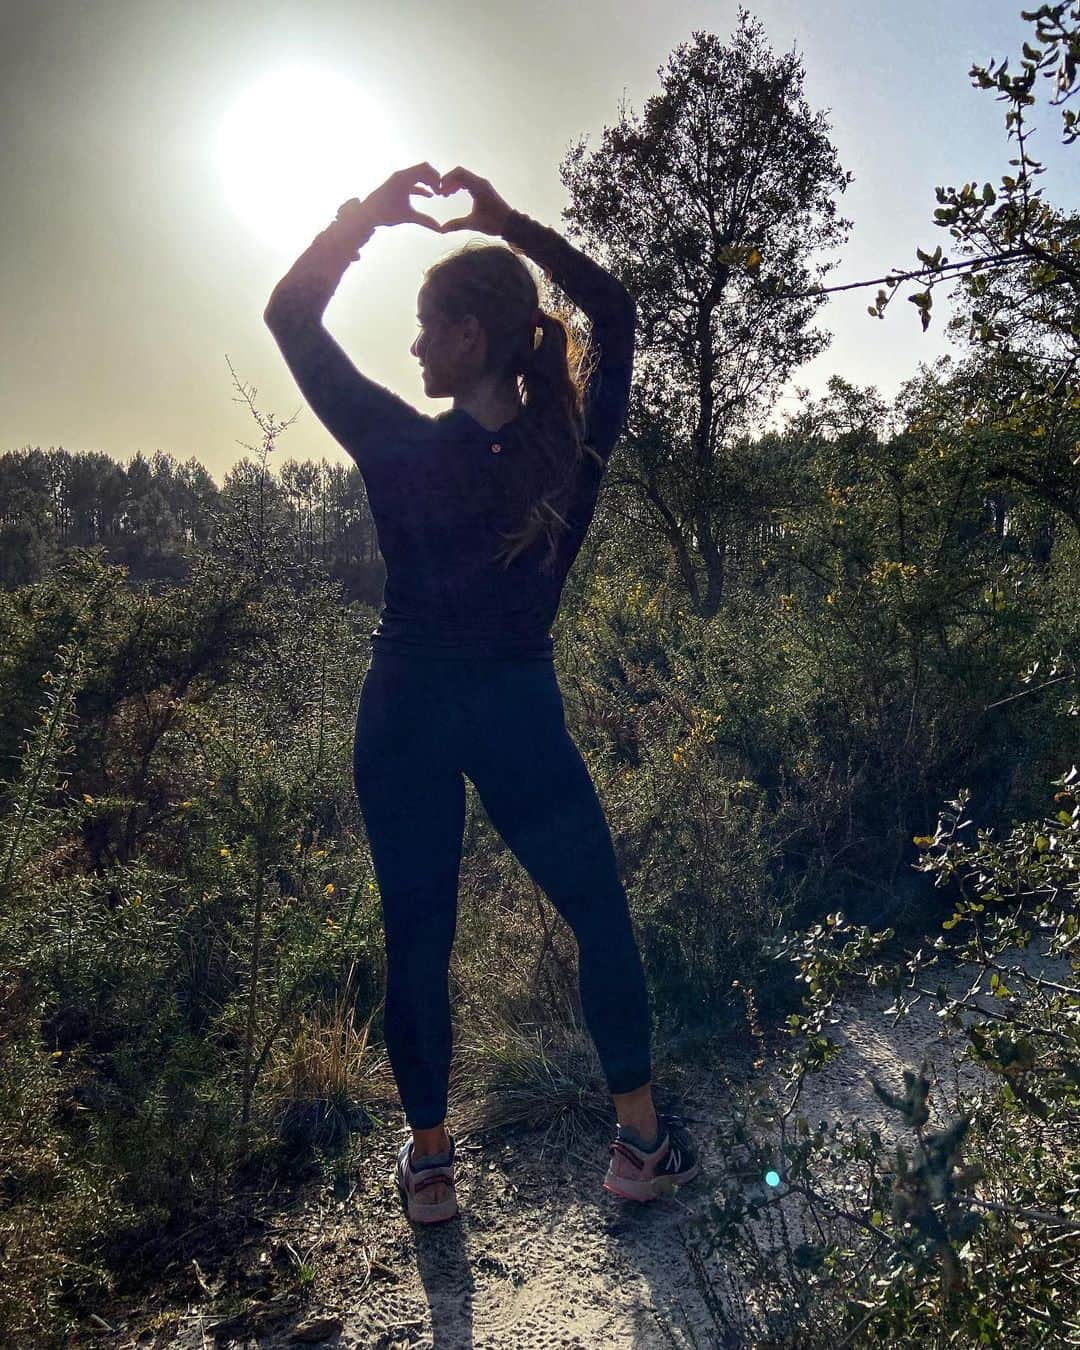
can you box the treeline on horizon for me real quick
[0,445,386,603]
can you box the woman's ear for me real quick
[458,313,484,354]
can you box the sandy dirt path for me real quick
[100,948,1067,1349]
[137,1022,924,1344]
[163,1070,735,1349]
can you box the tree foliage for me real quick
[557,7,851,614]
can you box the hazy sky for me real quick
[1,0,1075,480]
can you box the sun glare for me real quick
[215,66,399,252]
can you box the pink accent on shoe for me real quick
[602,1128,700,1203]
[610,1141,645,1171]
[393,1135,459,1224]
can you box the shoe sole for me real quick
[602,1160,701,1202]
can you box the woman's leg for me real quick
[459,662,655,1120]
[353,658,467,1187]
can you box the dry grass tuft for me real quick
[263,971,395,1147]
[447,998,612,1158]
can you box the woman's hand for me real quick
[349,162,444,231]
[435,166,513,236]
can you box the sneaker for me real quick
[393,1131,459,1225]
[603,1112,700,1202]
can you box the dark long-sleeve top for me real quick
[263,206,636,661]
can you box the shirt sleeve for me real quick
[263,212,428,480]
[500,209,636,464]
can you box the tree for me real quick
[174,457,220,547]
[558,9,852,614]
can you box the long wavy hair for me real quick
[421,240,603,572]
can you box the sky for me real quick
[1,0,1076,481]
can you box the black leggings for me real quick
[353,646,653,1129]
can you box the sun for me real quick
[215,66,400,252]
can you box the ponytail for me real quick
[422,242,602,573]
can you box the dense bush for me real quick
[688,769,1079,1346]
[0,544,387,1340]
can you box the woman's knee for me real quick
[562,886,639,954]
[383,912,456,967]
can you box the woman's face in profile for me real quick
[412,293,449,393]
[412,292,484,397]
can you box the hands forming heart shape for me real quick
[359,161,514,236]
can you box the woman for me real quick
[264,162,699,1224]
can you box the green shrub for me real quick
[687,770,1080,1347]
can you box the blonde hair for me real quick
[422,240,602,572]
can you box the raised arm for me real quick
[499,208,636,462]
[499,208,635,348]
[435,166,637,464]
[263,165,444,476]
